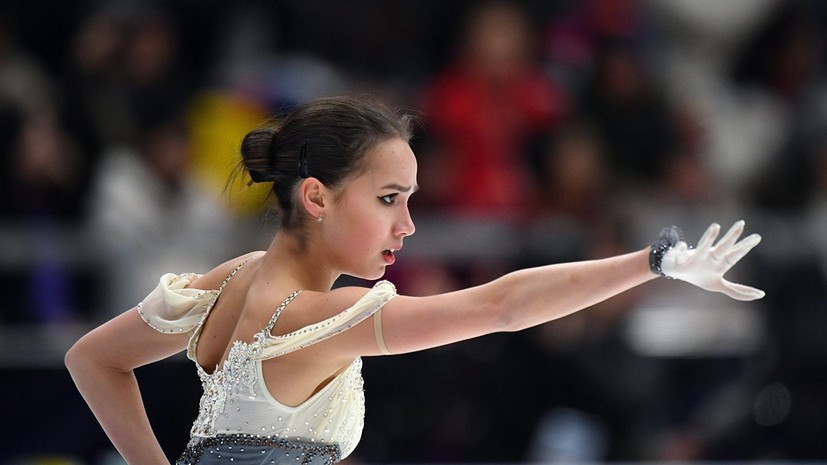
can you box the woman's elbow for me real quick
[486,276,525,333]
[65,335,93,375]
[496,307,533,333]
[474,278,520,333]
[487,292,523,333]
[65,341,81,373]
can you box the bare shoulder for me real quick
[320,284,387,305]
[266,283,389,336]
[280,283,496,357]
[290,285,378,322]
[188,251,265,291]
[299,282,466,326]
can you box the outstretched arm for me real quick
[492,247,656,331]
[321,221,763,357]
[373,248,656,355]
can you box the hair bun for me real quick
[240,127,278,183]
[248,168,273,183]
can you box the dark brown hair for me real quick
[239,95,414,230]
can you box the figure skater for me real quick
[66,95,764,465]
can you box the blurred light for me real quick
[625,305,764,357]
[753,382,792,427]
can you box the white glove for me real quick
[652,220,765,301]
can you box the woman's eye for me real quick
[379,194,397,205]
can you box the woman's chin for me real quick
[356,268,387,282]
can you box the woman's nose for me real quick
[396,207,415,237]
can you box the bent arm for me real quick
[65,253,261,464]
[65,308,190,465]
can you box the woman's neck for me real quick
[258,231,340,292]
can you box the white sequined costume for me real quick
[137,263,397,464]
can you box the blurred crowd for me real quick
[2,0,827,464]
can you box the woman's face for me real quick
[323,136,418,280]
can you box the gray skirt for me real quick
[176,434,342,465]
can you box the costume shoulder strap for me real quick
[263,289,303,334]
[185,256,258,360]
[260,280,397,359]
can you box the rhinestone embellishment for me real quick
[176,434,341,465]
[139,263,395,462]
[189,290,301,441]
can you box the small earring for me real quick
[317,215,324,223]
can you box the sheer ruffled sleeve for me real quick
[260,280,398,358]
[137,273,220,334]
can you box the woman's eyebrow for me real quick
[381,183,419,193]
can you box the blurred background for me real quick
[1,0,826,464]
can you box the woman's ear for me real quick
[299,177,326,218]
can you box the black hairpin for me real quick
[298,142,309,178]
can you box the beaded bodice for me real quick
[189,336,267,440]
[188,287,300,442]
[189,337,366,455]
[137,263,398,461]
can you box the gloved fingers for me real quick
[725,233,762,266]
[720,279,766,301]
[696,223,721,254]
[711,220,745,261]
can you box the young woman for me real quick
[65,96,764,465]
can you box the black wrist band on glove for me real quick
[650,225,683,278]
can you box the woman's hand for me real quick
[659,220,765,301]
